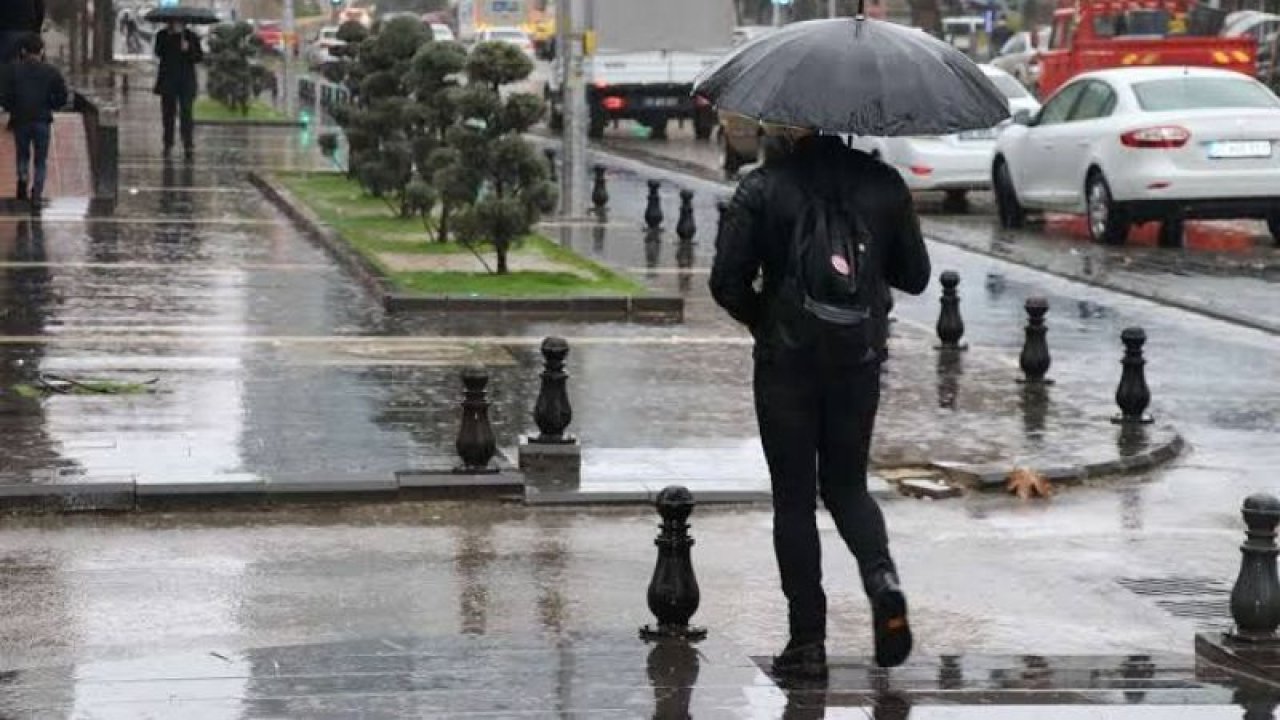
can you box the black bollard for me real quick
[1112,327,1154,424]
[455,366,498,473]
[1230,494,1280,641]
[533,337,573,443]
[640,486,707,641]
[591,165,609,213]
[676,189,697,242]
[544,148,558,183]
[644,180,664,231]
[1018,297,1053,384]
[644,228,662,270]
[935,271,967,350]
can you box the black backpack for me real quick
[786,187,873,326]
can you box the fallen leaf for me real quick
[1007,467,1053,500]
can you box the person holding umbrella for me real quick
[152,15,205,160]
[701,11,1009,677]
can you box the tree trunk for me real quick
[439,203,451,243]
[495,240,509,275]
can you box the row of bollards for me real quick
[932,271,1154,424]
[451,338,706,641]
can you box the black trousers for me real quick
[754,350,893,644]
[161,93,194,151]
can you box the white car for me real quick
[476,26,535,57]
[430,23,456,43]
[850,65,1040,210]
[993,66,1280,246]
[308,26,345,68]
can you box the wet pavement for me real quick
[1,72,1279,712]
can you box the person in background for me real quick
[0,0,43,64]
[990,14,1013,60]
[3,34,67,207]
[154,20,203,161]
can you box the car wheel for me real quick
[721,133,745,178]
[693,109,715,141]
[993,159,1025,230]
[1158,216,1184,249]
[588,112,606,139]
[1268,212,1280,247]
[943,190,969,214]
[1086,172,1129,245]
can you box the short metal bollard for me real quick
[544,148,558,183]
[1019,297,1052,384]
[1113,327,1154,424]
[1230,494,1280,642]
[640,486,707,641]
[533,337,573,443]
[644,180,664,231]
[591,165,609,213]
[935,271,967,351]
[676,189,697,242]
[455,366,498,474]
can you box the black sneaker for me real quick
[15,182,27,201]
[870,572,913,668]
[184,147,195,162]
[28,193,43,212]
[771,639,828,679]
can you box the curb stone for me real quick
[933,429,1185,491]
[248,171,683,322]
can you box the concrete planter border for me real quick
[195,118,307,128]
[249,171,683,322]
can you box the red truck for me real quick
[1038,0,1256,97]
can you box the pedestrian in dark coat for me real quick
[710,129,931,678]
[2,34,67,206]
[0,0,43,63]
[154,21,203,160]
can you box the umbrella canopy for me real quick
[144,6,220,25]
[693,18,1010,136]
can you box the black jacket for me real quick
[710,135,931,358]
[2,58,67,126]
[0,0,44,32]
[154,28,203,97]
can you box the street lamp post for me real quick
[556,0,588,217]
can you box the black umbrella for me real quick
[693,17,1010,136]
[144,6,220,25]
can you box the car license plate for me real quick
[643,97,680,109]
[959,128,997,141]
[1207,140,1273,159]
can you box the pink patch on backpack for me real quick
[830,254,850,276]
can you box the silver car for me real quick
[990,27,1050,93]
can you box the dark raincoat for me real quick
[153,28,203,98]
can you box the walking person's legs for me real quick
[178,93,195,158]
[161,93,177,155]
[13,123,32,200]
[29,122,52,204]
[755,356,828,676]
[817,357,913,668]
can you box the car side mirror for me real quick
[1013,109,1034,126]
